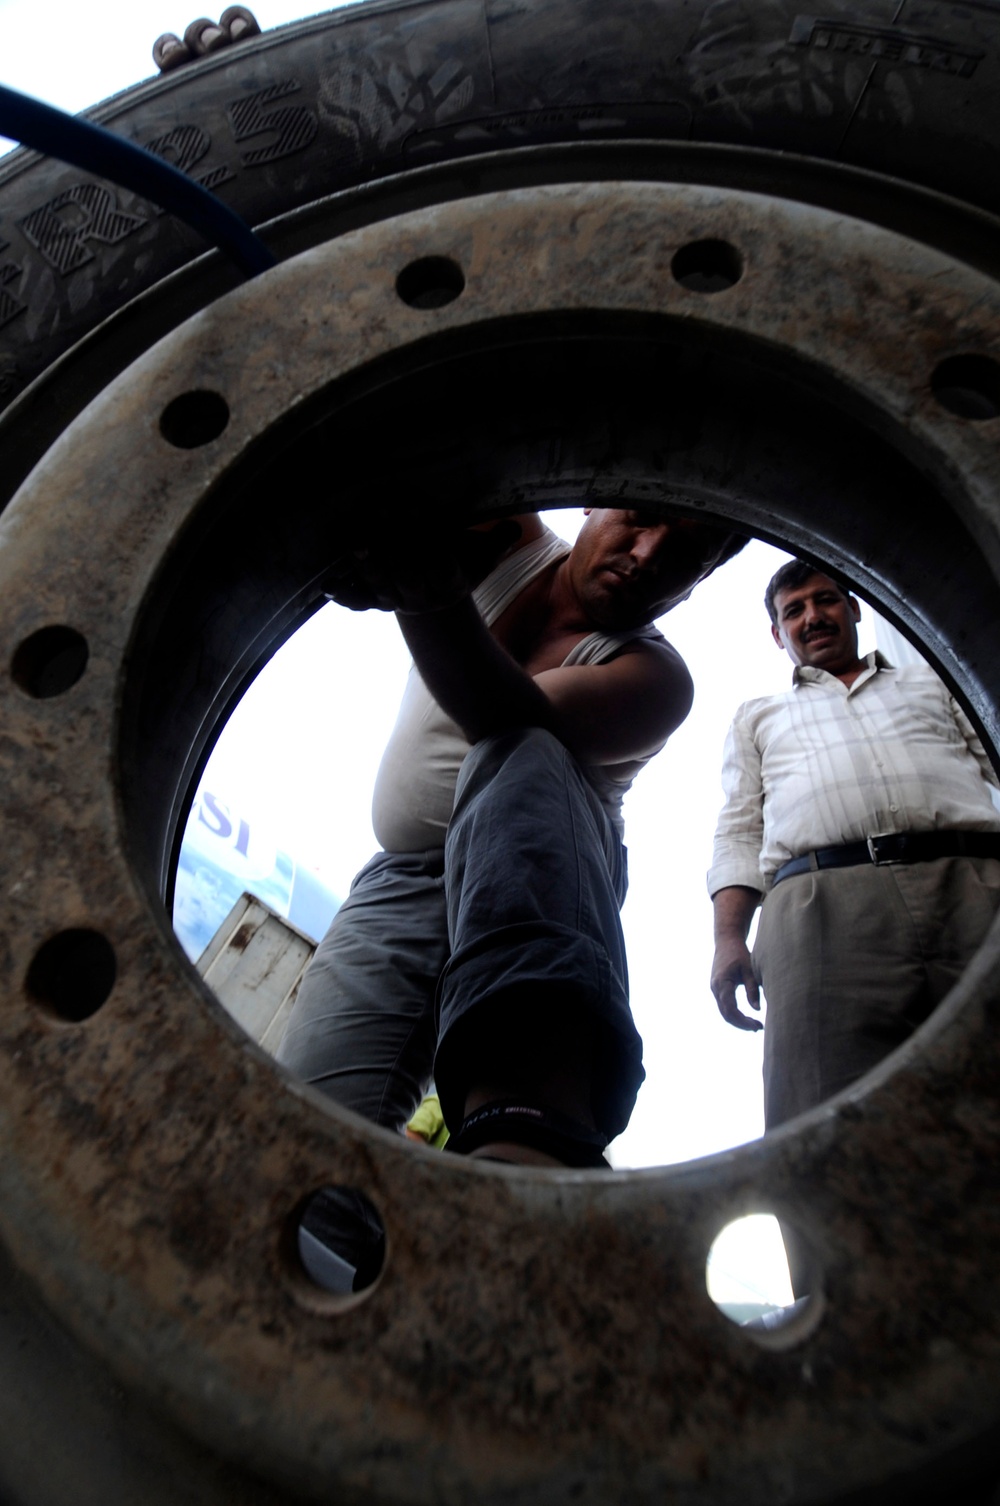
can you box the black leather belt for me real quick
[772,830,1000,887]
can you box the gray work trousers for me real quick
[276,727,643,1138]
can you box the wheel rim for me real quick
[2,179,1000,1502]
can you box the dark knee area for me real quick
[436,988,636,1150]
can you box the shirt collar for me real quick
[792,649,892,692]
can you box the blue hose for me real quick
[0,83,277,278]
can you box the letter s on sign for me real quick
[198,790,233,840]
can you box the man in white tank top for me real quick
[277,508,745,1167]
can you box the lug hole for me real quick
[160,389,231,449]
[396,256,466,310]
[26,929,117,1023]
[706,1213,824,1349]
[931,354,1000,421]
[671,238,744,294]
[295,1185,386,1299]
[11,626,88,699]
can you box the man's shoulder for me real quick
[584,635,692,714]
[591,636,694,732]
[876,660,957,705]
[614,630,690,680]
[730,686,795,722]
[887,661,942,687]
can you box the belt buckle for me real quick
[867,833,900,865]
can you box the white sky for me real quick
[2,0,902,1307]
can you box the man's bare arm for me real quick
[326,515,691,763]
[398,595,692,764]
[710,885,763,1032]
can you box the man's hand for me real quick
[710,884,763,1031]
[153,6,260,72]
[710,934,762,1031]
[323,520,522,616]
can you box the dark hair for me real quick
[697,529,750,581]
[764,559,852,623]
[714,532,751,568]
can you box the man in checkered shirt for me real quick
[709,560,1000,1292]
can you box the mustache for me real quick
[603,558,641,585]
[802,620,838,640]
[605,554,674,582]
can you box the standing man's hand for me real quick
[710,935,762,1031]
[710,885,763,1032]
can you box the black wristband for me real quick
[447,1099,610,1169]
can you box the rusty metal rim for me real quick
[4,137,998,518]
[1,180,999,1503]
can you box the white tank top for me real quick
[371,527,667,851]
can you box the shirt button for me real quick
[890,804,899,813]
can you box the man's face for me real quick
[770,572,862,675]
[569,509,732,629]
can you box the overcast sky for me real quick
[0,0,903,1306]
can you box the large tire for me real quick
[2,5,1000,1505]
[2,0,999,500]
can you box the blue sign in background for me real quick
[173,786,340,962]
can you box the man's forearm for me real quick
[712,885,762,943]
[710,884,764,1030]
[396,596,559,745]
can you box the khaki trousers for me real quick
[755,855,1000,1128]
[753,855,1000,1295]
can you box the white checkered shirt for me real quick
[708,653,1000,895]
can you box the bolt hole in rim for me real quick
[395,254,467,310]
[292,1184,387,1305]
[159,389,232,449]
[4,182,1000,1498]
[930,353,1000,423]
[670,237,745,294]
[24,929,117,1024]
[706,1213,825,1351]
[11,625,89,699]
